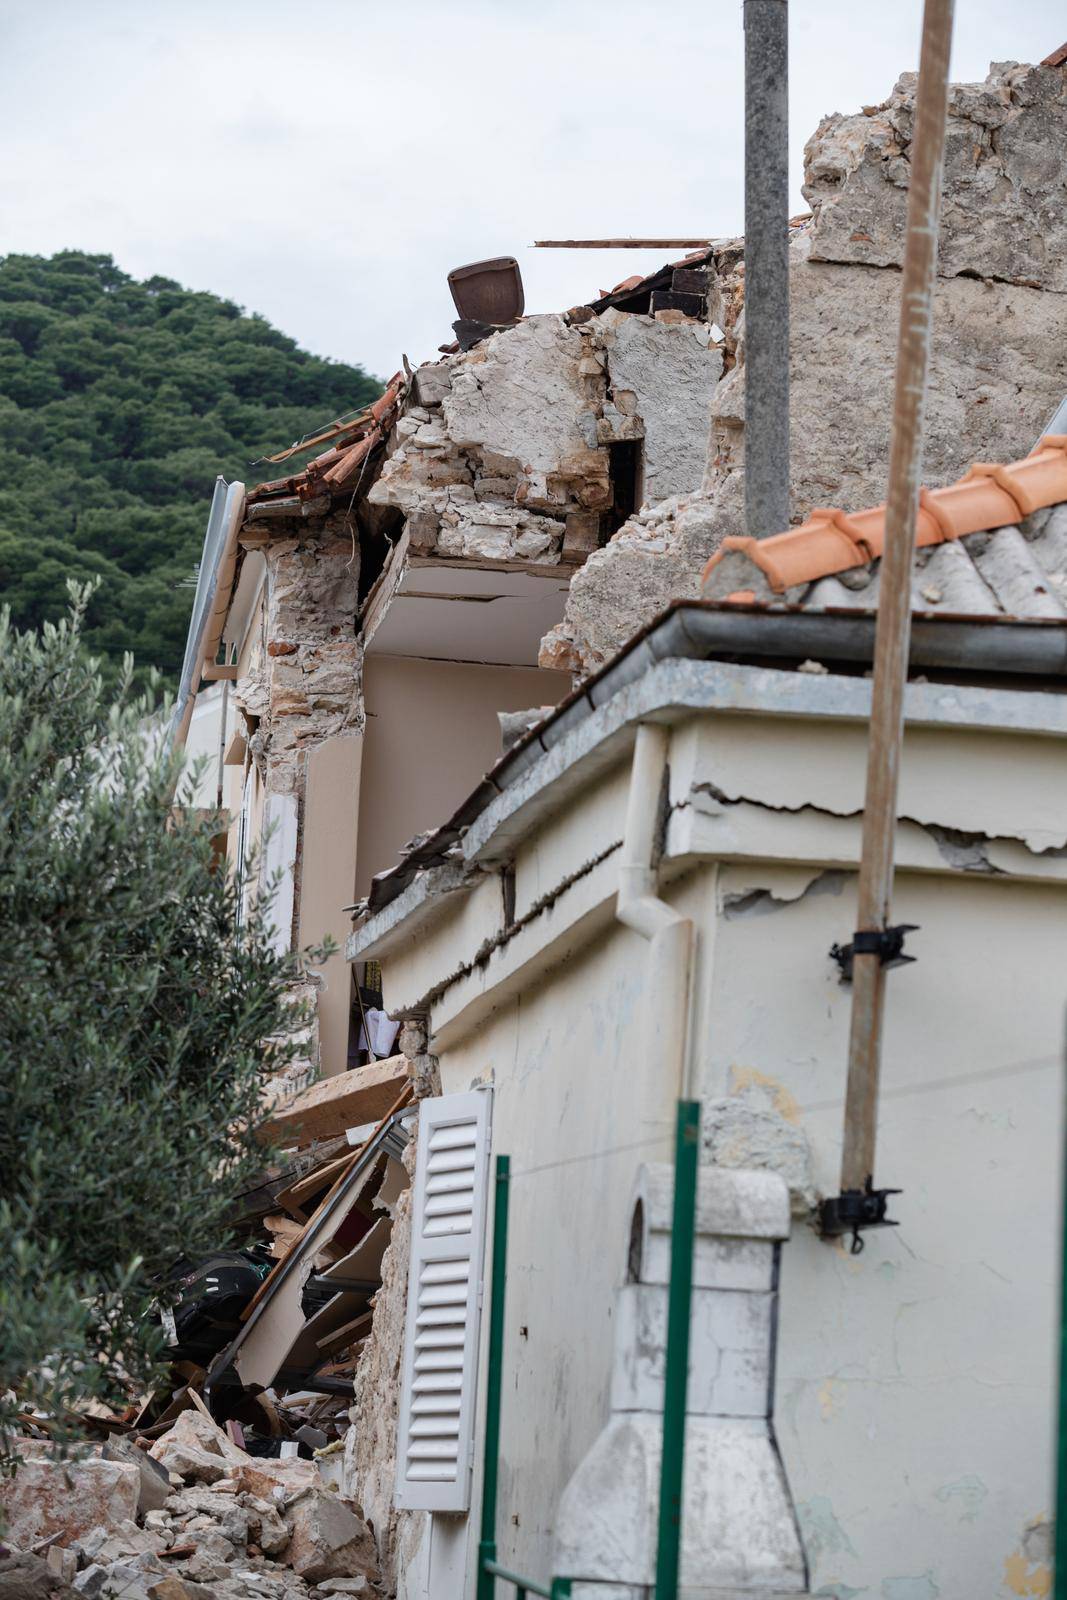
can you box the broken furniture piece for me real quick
[447,256,524,350]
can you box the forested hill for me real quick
[0,251,381,683]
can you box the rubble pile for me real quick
[6,1058,417,1596]
[541,54,1067,679]
[1,1410,377,1600]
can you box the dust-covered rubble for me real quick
[0,1410,379,1600]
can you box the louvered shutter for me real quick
[395,1088,493,1512]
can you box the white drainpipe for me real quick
[616,723,695,1102]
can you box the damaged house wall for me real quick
[370,309,720,567]
[543,54,1067,677]
[348,660,1067,1598]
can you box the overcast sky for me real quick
[1,1,1063,383]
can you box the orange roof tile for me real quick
[702,436,1067,600]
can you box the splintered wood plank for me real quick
[317,1310,373,1353]
[256,1057,412,1149]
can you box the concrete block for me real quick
[0,1456,140,1549]
[282,1492,377,1583]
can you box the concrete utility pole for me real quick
[743,0,790,537]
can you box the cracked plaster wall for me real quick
[368,310,719,568]
[542,55,1067,678]
[369,702,1067,1597]
[706,862,1065,1599]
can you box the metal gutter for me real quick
[360,598,1067,919]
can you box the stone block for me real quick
[102,1438,171,1516]
[0,1456,139,1549]
[414,363,452,407]
[282,1492,376,1583]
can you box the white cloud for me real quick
[1,0,1062,382]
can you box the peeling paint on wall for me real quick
[1004,1517,1052,1597]
[881,1575,940,1600]
[934,1475,988,1523]
[796,1495,859,1564]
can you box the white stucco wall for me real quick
[360,667,1067,1599]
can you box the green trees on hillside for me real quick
[0,252,380,681]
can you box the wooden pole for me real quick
[532,238,712,249]
[839,0,955,1196]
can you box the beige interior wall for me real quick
[300,734,364,1077]
[356,655,570,899]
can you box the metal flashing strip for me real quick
[168,476,246,751]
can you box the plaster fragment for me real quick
[704,1081,816,1218]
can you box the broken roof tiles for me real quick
[702,438,1067,622]
[245,373,406,517]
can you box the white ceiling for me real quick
[365,562,571,666]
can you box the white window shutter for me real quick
[395,1088,493,1512]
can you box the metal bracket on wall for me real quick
[830,924,919,983]
[818,1178,902,1255]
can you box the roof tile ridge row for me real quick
[701,436,1067,597]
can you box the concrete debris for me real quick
[101,1437,171,1516]
[371,310,720,573]
[543,53,1067,679]
[0,1548,78,1599]
[0,1455,140,1549]
[539,482,742,675]
[0,1417,378,1600]
[804,58,1067,291]
[498,705,557,751]
[282,1496,376,1584]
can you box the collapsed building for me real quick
[8,43,1067,1600]
[543,55,1067,676]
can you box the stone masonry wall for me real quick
[369,310,720,566]
[541,56,1067,679]
[237,518,363,799]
